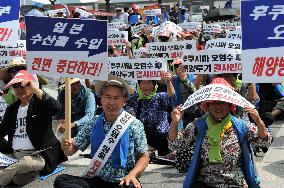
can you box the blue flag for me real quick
[0,0,20,23]
[242,0,284,50]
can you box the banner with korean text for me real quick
[109,57,166,80]
[182,84,254,111]
[0,0,20,46]
[146,40,196,60]
[182,49,241,74]
[26,17,108,80]
[242,0,284,83]
[0,40,26,67]
[108,31,128,45]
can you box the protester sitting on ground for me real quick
[125,72,175,157]
[171,59,201,127]
[0,70,67,187]
[0,57,40,106]
[26,2,46,17]
[54,75,149,188]
[169,78,272,188]
[271,100,284,120]
[55,78,96,138]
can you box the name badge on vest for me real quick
[82,111,135,178]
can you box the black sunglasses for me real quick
[12,83,30,89]
[8,67,26,74]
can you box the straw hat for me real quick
[0,57,27,80]
[95,75,129,96]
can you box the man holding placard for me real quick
[54,75,149,188]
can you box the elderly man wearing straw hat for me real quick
[55,78,96,138]
[54,75,149,188]
[0,70,67,187]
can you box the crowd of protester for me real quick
[0,1,284,188]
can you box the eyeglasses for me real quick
[12,83,30,89]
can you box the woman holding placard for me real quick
[169,77,272,188]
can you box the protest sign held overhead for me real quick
[205,38,241,51]
[226,29,242,40]
[0,0,20,46]
[215,21,241,31]
[146,40,196,60]
[109,57,166,80]
[152,21,182,36]
[144,9,161,16]
[182,49,241,74]
[26,16,108,80]
[178,22,202,32]
[0,40,26,67]
[182,84,254,111]
[108,31,128,46]
[131,24,149,35]
[242,0,284,83]
[203,23,222,34]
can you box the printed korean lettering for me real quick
[0,28,12,42]
[0,6,11,16]
[53,22,68,33]
[249,6,269,20]
[268,5,284,20]
[69,24,84,34]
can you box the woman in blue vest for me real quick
[169,78,272,188]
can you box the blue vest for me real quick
[183,116,260,188]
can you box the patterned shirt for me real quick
[169,117,272,188]
[125,92,175,136]
[74,115,148,183]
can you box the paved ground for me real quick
[15,81,284,188]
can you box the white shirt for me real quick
[12,104,35,151]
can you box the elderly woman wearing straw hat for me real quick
[169,78,272,188]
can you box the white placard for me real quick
[109,57,167,80]
[108,31,128,45]
[178,22,202,32]
[143,9,161,16]
[182,84,254,111]
[0,40,26,67]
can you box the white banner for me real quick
[178,22,202,32]
[143,9,161,16]
[108,31,128,45]
[215,21,241,31]
[242,47,284,83]
[133,48,148,58]
[27,51,108,81]
[182,84,254,111]
[0,20,19,46]
[182,62,242,74]
[146,40,196,60]
[205,38,241,51]
[203,24,222,34]
[109,57,167,80]
[0,40,26,67]
[0,152,18,167]
[131,24,149,35]
[226,29,242,40]
[152,21,182,36]
[108,22,127,30]
[183,49,238,64]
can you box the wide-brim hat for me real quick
[172,59,184,65]
[0,57,27,80]
[95,75,129,96]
